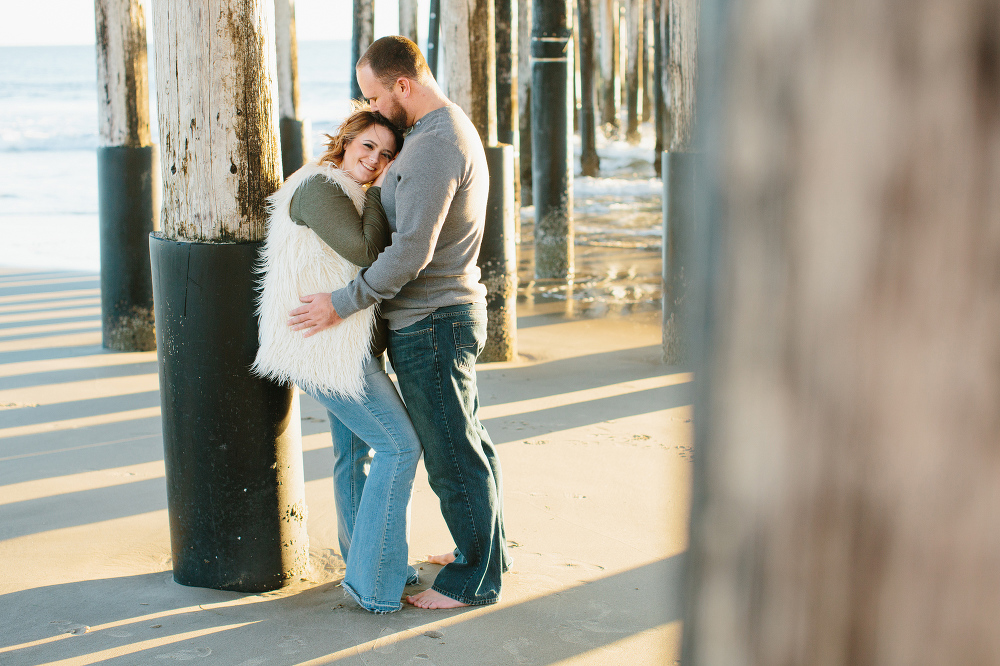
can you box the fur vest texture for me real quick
[252,162,376,400]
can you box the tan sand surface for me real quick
[0,262,689,666]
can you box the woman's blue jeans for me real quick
[387,303,508,606]
[306,355,422,613]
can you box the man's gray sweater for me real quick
[330,104,489,330]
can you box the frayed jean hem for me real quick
[342,581,403,614]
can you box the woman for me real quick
[253,103,419,613]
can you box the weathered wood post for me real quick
[624,0,643,143]
[531,0,574,279]
[441,0,518,361]
[661,0,697,364]
[685,0,1000,663]
[274,0,310,178]
[399,0,419,44]
[641,0,653,122]
[517,0,533,208]
[578,0,600,176]
[94,0,158,352]
[599,0,621,137]
[651,0,665,175]
[350,0,375,100]
[427,0,441,77]
[496,0,521,208]
[148,0,307,593]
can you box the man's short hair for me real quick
[357,36,433,88]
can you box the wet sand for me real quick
[0,205,688,665]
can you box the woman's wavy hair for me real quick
[317,100,404,167]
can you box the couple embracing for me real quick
[253,36,509,612]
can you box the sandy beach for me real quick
[0,245,688,665]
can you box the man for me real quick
[288,35,508,609]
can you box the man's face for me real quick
[356,65,409,130]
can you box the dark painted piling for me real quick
[531,0,575,279]
[496,0,520,207]
[479,145,518,362]
[97,146,159,351]
[427,0,441,77]
[150,236,306,592]
[662,151,697,365]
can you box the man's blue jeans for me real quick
[306,355,422,613]
[388,303,508,605]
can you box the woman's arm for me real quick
[289,177,389,267]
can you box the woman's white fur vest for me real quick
[252,162,376,401]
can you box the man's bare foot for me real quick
[426,551,457,566]
[405,589,469,609]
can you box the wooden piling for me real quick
[496,0,521,208]
[517,0,533,207]
[399,0,419,44]
[599,0,621,137]
[275,0,309,178]
[661,0,698,364]
[578,0,601,176]
[350,0,375,101]
[442,0,517,361]
[149,0,307,593]
[531,0,574,279]
[624,0,643,143]
[427,0,441,76]
[94,0,158,353]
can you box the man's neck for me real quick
[408,83,451,126]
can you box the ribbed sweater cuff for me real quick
[330,289,361,321]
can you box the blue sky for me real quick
[0,0,407,46]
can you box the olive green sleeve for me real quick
[289,178,389,267]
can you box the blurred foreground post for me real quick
[274,0,310,178]
[94,0,158,352]
[442,0,518,361]
[685,1,1000,663]
[149,0,307,593]
[661,0,698,364]
[531,0,574,279]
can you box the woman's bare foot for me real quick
[405,589,469,609]
[426,551,457,566]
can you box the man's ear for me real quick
[396,77,411,98]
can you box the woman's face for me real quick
[340,124,397,184]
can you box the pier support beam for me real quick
[350,0,375,100]
[275,0,309,178]
[531,0,574,279]
[442,0,518,360]
[150,0,307,593]
[94,0,157,352]
[661,0,698,364]
[578,0,601,176]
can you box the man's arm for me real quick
[289,140,461,336]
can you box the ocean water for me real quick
[0,41,663,299]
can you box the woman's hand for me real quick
[373,159,394,187]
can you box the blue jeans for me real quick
[387,303,508,605]
[306,355,422,613]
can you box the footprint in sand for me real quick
[49,620,88,636]
[277,634,305,655]
[502,637,534,664]
[155,647,212,660]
